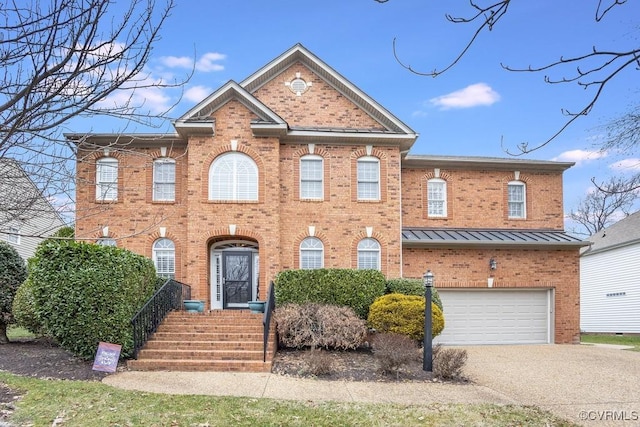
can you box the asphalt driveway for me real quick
[462,344,640,426]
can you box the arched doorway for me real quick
[209,240,259,310]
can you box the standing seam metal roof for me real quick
[402,228,587,247]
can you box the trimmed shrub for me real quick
[29,240,157,359]
[11,277,45,336]
[275,268,386,319]
[372,333,419,378]
[276,303,367,350]
[433,344,468,381]
[304,348,334,376]
[385,278,443,311]
[0,241,27,343]
[367,293,444,341]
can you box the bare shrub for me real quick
[371,333,419,378]
[275,303,367,350]
[304,348,334,376]
[432,344,468,381]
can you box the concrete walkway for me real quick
[103,344,640,426]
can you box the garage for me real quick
[434,289,552,345]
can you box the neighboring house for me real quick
[0,159,67,260]
[580,210,640,334]
[70,44,586,345]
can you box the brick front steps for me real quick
[128,310,276,372]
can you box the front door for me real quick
[222,251,252,308]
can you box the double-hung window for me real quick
[153,158,176,201]
[209,153,258,201]
[96,157,118,201]
[508,181,526,219]
[357,238,380,270]
[357,156,380,200]
[300,155,323,199]
[300,237,324,269]
[427,178,447,217]
[153,238,175,279]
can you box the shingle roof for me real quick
[581,210,640,256]
[402,228,587,248]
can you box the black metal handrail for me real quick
[263,281,276,362]
[131,278,191,359]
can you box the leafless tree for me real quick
[568,175,640,236]
[374,0,639,154]
[0,0,186,233]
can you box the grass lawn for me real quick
[6,326,36,341]
[581,333,640,351]
[0,372,578,427]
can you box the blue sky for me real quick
[86,0,639,234]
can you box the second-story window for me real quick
[96,157,118,201]
[357,156,380,200]
[427,178,447,217]
[153,158,176,201]
[508,181,526,219]
[300,155,323,200]
[299,237,324,269]
[209,152,258,201]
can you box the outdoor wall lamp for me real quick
[489,257,497,270]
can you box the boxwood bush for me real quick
[274,268,386,319]
[0,241,27,343]
[11,274,45,336]
[386,278,443,311]
[28,240,157,359]
[367,293,444,341]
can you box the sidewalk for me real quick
[102,371,514,405]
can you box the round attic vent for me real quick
[289,78,308,95]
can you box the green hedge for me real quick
[274,269,386,319]
[386,278,443,311]
[0,241,27,340]
[28,240,157,359]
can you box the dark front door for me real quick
[222,251,252,308]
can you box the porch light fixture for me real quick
[423,269,434,372]
[489,257,497,270]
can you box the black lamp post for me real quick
[423,269,434,372]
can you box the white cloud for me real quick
[552,149,607,166]
[159,52,226,72]
[429,83,500,110]
[609,158,640,172]
[184,85,212,103]
[196,52,226,72]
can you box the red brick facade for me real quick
[73,45,582,344]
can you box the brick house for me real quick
[71,44,585,347]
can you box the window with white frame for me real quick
[209,152,258,201]
[357,156,380,200]
[299,237,324,269]
[357,238,380,270]
[96,157,118,201]
[153,238,175,278]
[2,225,20,245]
[508,181,526,218]
[97,238,116,247]
[153,158,175,201]
[300,155,323,199]
[427,178,447,217]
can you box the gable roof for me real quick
[581,210,640,256]
[175,44,418,149]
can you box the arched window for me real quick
[153,238,175,279]
[357,238,380,270]
[96,157,118,201]
[507,181,526,219]
[209,152,258,201]
[97,238,116,247]
[427,178,447,217]
[357,156,380,200]
[153,158,176,201]
[300,155,323,199]
[300,237,324,269]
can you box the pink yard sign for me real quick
[92,342,122,373]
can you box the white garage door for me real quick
[435,289,552,345]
